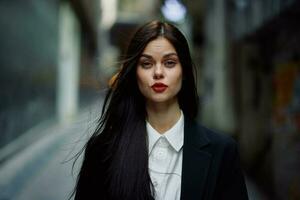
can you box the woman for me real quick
[73,20,248,200]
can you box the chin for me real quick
[148,95,177,104]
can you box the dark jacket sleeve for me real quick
[213,139,249,200]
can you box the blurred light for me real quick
[234,0,248,10]
[161,0,187,22]
[100,0,117,29]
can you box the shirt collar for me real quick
[147,111,184,154]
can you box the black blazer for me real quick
[181,118,248,200]
[75,118,249,200]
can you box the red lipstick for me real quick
[151,83,168,93]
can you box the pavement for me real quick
[0,100,268,200]
[0,102,100,200]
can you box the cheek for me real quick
[173,69,183,91]
[136,69,149,92]
[175,77,183,94]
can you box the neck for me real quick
[146,100,181,134]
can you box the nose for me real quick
[153,64,164,79]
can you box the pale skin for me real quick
[136,37,182,134]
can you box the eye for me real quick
[164,60,177,68]
[140,60,153,69]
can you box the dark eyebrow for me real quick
[140,53,178,59]
[163,53,178,58]
[140,54,153,59]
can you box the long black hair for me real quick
[73,20,199,200]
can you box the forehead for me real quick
[142,37,176,55]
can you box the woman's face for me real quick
[136,37,182,105]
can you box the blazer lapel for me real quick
[180,119,211,200]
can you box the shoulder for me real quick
[200,124,236,147]
[184,118,238,153]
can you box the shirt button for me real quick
[153,180,158,187]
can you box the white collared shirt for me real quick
[147,111,184,200]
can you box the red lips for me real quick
[151,83,168,93]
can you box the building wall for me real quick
[0,0,60,148]
[0,0,102,162]
[231,1,300,198]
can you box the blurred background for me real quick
[0,0,300,199]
